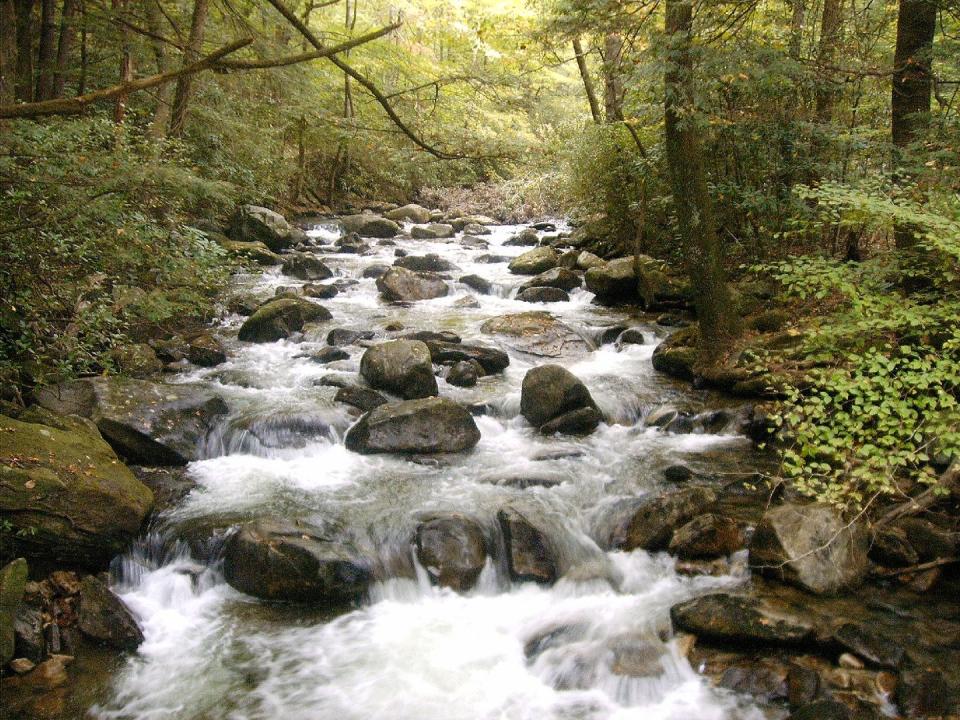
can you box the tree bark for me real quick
[572,37,601,123]
[788,0,806,61]
[112,0,131,123]
[14,0,35,103]
[603,32,624,123]
[35,0,55,100]
[145,0,172,139]
[0,0,16,103]
[168,0,209,137]
[814,0,843,123]
[664,0,738,361]
[51,0,77,98]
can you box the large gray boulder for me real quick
[749,503,869,595]
[340,214,401,238]
[77,575,143,651]
[376,267,449,302]
[281,253,333,281]
[670,593,818,647]
[498,506,557,584]
[508,247,559,275]
[608,487,717,551]
[345,397,480,454]
[359,340,438,399]
[229,205,305,252]
[451,215,496,231]
[416,514,488,592]
[480,312,592,358]
[0,414,153,568]
[584,257,636,304]
[238,297,331,343]
[223,518,371,606]
[34,378,229,465]
[394,254,459,273]
[385,203,432,224]
[520,365,601,435]
[422,340,510,375]
[518,267,582,293]
[411,223,455,240]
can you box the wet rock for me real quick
[106,342,162,377]
[446,360,482,388]
[415,514,488,592]
[13,605,44,662]
[497,507,557,584]
[460,235,489,248]
[76,575,143,651]
[894,517,956,561]
[832,623,904,669]
[668,514,745,559]
[345,397,481,454]
[423,341,510,375]
[868,526,919,567]
[508,247,559,275]
[223,518,371,606]
[593,325,628,346]
[376,267,449,302]
[663,464,693,482]
[335,233,368,254]
[334,386,389,412]
[645,406,680,428]
[328,328,375,346]
[340,214,400,238]
[217,239,282,265]
[362,263,391,279]
[787,663,821,709]
[558,249,579,269]
[504,228,540,246]
[517,287,570,303]
[411,223,455,240]
[719,659,789,701]
[238,298,331,343]
[228,294,260,316]
[461,223,490,236]
[584,257,637,304]
[524,623,588,659]
[359,340,438,399]
[476,254,511,264]
[576,251,604,271]
[36,377,228,465]
[385,203,431,224]
[395,253,459,273]
[0,414,152,568]
[134,466,195,515]
[303,282,339,299]
[519,267,582,293]
[749,503,869,595]
[459,274,492,294]
[520,365,600,436]
[1,558,28,666]
[451,214,496,231]
[787,700,851,720]
[481,312,592,358]
[187,333,226,367]
[670,593,817,646]
[151,335,189,363]
[281,253,333,281]
[651,327,698,380]
[609,487,717,551]
[404,330,462,344]
[229,205,305,251]
[307,346,349,364]
[609,636,666,678]
[896,670,956,718]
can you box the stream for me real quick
[93,220,773,720]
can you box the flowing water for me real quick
[94,221,774,720]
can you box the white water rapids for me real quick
[93,220,773,720]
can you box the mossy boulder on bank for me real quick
[0,414,153,568]
[229,205,305,252]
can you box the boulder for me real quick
[376,267,449,302]
[1,558,28,666]
[359,340,438,399]
[0,414,153,568]
[345,397,480,454]
[303,282,339,299]
[415,514,488,592]
[281,253,333,281]
[539,407,603,435]
[749,503,869,595]
[223,518,371,606]
[576,251,604,271]
[651,327,699,381]
[608,487,717,551]
[307,347,349,364]
[106,342,162,377]
[335,233,368,254]
[334,386,388,412]
[460,235,489,248]
[498,507,557,584]
[384,203,432,224]
[34,378,228,465]
[518,267,582,293]
[394,254,459,272]
[187,333,226,367]
[516,287,570,303]
[480,312,592,358]
[446,360,482,387]
[668,514,745,559]
[451,215,496,231]
[423,341,510,375]
[340,214,400,238]
[520,365,600,435]
[217,239,282,265]
[832,623,904,669]
[328,328,375,346]
[584,257,636,304]
[459,274,492,294]
[362,264,391,279]
[504,228,540,246]
[461,223,490,236]
[508,247,559,275]
[238,298,331,343]
[411,223,455,240]
[229,205,305,251]
[896,670,956,718]
[670,593,817,646]
[77,575,143,651]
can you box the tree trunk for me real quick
[146,0,173,139]
[892,0,936,250]
[14,0,35,103]
[77,0,86,94]
[572,37,601,123]
[788,0,806,61]
[664,0,738,361]
[168,0,209,137]
[0,0,16,103]
[814,0,843,123]
[51,0,77,98]
[602,32,624,123]
[35,0,55,100]
[112,0,131,124]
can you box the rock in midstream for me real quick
[520,365,601,435]
[376,266,449,302]
[228,204,306,251]
[238,297,332,343]
[508,247,558,275]
[607,487,717,551]
[423,340,509,375]
[345,397,480,454]
[480,312,592,358]
[518,267,582,292]
[340,214,400,238]
[415,514,489,592]
[359,340,438,399]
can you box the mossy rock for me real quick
[238,298,332,343]
[747,309,791,334]
[219,238,282,266]
[651,326,700,381]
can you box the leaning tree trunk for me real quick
[664,0,738,362]
[111,0,131,124]
[572,37,602,123]
[14,0,35,103]
[168,0,210,137]
[146,0,173,139]
[892,0,936,250]
[35,0,56,100]
[0,0,16,103]
[602,32,624,123]
[51,0,77,98]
